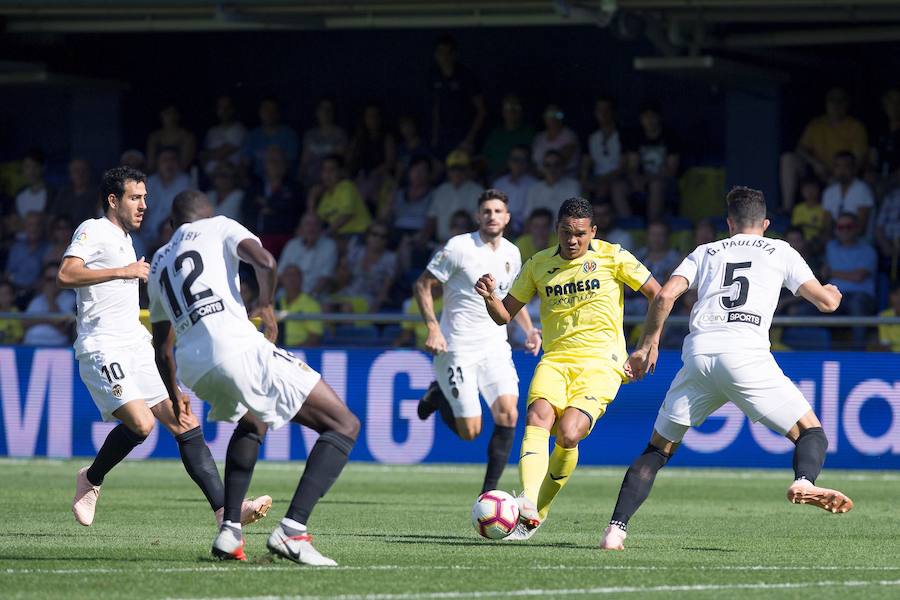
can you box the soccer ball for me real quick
[471,490,520,539]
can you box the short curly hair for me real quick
[557,197,593,225]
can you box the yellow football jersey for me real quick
[508,239,651,360]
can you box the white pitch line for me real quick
[4,565,900,576]
[165,579,900,600]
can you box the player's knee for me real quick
[556,423,587,448]
[493,406,517,428]
[128,418,155,440]
[335,410,361,441]
[458,425,480,441]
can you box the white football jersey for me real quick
[64,218,151,358]
[426,232,522,352]
[674,234,815,355]
[148,216,266,386]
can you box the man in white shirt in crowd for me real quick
[277,212,337,298]
[140,148,192,255]
[59,166,269,528]
[427,150,484,243]
[524,150,581,218]
[492,145,538,236]
[200,95,246,177]
[822,151,874,237]
[23,262,75,346]
[600,186,852,551]
[583,96,623,200]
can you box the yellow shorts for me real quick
[527,352,623,433]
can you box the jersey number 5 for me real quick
[720,261,751,309]
[159,250,213,318]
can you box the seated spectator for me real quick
[395,295,444,349]
[200,95,246,178]
[824,212,878,347]
[50,158,99,224]
[395,115,435,181]
[482,94,535,177]
[119,149,146,172]
[516,208,556,261]
[492,145,538,236]
[693,217,718,247]
[276,265,323,347]
[427,150,484,243]
[278,213,338,298]
[242,97,300,180]
[206,162,244,221]
[532,104,579,176]
[593,200,633,251]
[876,282,900,352]
[448,209,476,237]
[140,148,192,254]
[15,149,53,218]
[582,96,623,200]
[613,101,680,220]
[146,104,196,173]
[635,220,682,282]
[822,151,874,237]
[0,280,24,344]
[348,103,396,204]
[309,154,372,238]
[329,222,397,313]
[791,176,831,248]
[523,150,580,217]
[42,215,74,267]
[22,263,75,346]
[875,185,900,260]
[245,145,302,240]
[868,88,900,196]
[5,212,48,292]
[384,156,433,236]
[298,97,348,187]
[781,87,868,211]
[777,227,823,320]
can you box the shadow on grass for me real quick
[681,546,738,552]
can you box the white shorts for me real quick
[654,352,812,443]
[191,341,322,430]
[78,341,169,422]
[434,341,519,419]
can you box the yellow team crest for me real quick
[582,259,597,274]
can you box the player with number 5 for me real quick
[59,167,271,528]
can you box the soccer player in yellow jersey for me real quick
[476,197,660,540]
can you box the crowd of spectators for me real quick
[0,35,898,351]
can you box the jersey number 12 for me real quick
[159,250,213,318]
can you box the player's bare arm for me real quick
[414,269,447,354]
[57,255,149,288]
[797,280,842,313]
[475,273,524,325]
[512,308,541,356]
[151,319,190,421]
[627,275,689,380]
[237,238,279,342]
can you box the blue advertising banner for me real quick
[0,346,897,469]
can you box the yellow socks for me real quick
[537,443,579,520]
[518,425,550,503]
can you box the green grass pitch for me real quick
[1,459,898,599]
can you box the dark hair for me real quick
[434,33,457,51]
[647,219,670,233]
[557,197,594,225]
[833,149,855,163]
[24,148,45,165]
[595,95,616,109]
[542,149,563,162]
[836,211,858,223]
[171,190,212,225]
[408,154,432,171]
[639,100,661,115]
[799,175,822,189]
[100,166,146,211]
[785,226,805,238]
[477,188,509,206]
[450,209,476,231]
[529,208,554,223]
[322,153,346,169]
[725,186,767,228]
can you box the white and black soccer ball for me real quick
[471,490,520,539]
